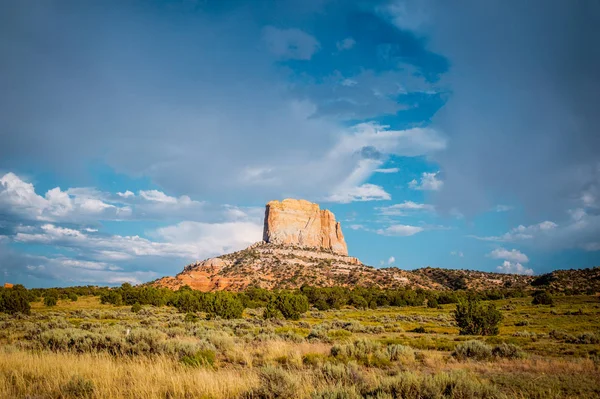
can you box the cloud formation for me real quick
[496,261,534,276]
[488,248,529,264]
[408,172,443,191]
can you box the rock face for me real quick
[263,199,348,255]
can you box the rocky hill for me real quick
[153,199,600,293]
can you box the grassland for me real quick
[1,294,599,398]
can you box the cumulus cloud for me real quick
[0,172,128,223]
[387,256,395,264]
[377,224,424,236]
[408,172,443,191]
[472,221,558,242]
[488,248,529,263]
[496,261,534,276]
[0,172,209,224]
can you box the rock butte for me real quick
[263,199,348,255]
[152,198,543,292]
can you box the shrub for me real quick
[184,312,199,323]
[68,293,78,302]
[250,366,300,399]
[452,340,493,361]
[0,288,31,315]
[427,297,439,308]
[44,296,57,307]
[62,375,95,398]
[366,371,503,399]
[454,298,502,335]
[532,291,554,305]
[264,292,309,320]
[131,303,142,313]
[263,301,283,320]
[100,291,122,306]
[386,344,414,361]
[492,343,525,359]
[206,292,244,319]
[180,349,216,368]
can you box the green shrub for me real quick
[492,343,525,359]
[263,301,283,319]
[0,288,31,315]
[100,291,122,306]
[454,298,502,335]
[62,375,95,398]
[68,293,78,302]
[131,303,142,313]
[452,340,493,361]
[184,312,199,323]
[532,291,553,305]
[180,349,216,368]
[427,297,439,308]
[264,292,309,320]
[44,296,57,307]
[206,292,244,319]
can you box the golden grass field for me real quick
[1,294,599,398]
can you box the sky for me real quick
[1,0,599,287]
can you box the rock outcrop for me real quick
[263,199,348,255]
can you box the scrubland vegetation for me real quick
[0,284,599,398]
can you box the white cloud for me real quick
[326,183,391,203]
[496,261,534,276]
[493,205,514,212]
[139,190,191,205]
[335,123,446,159]
[154,221,263,259]
[450,251,464,257]
[336,37,355,51]
[377,201,435,216]
[377,224,424,236]
[117,190,135,198]
[387,256,395,264]
[348,224,364,230]
[472,221,558,242]
[374,168,399,174]
[262,26,320,60]
[488,248,529,263]
[0,172,208,224]
[0,173,128,222]
[408,172,443,191]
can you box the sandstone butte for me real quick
[263,198,348,255]
[153,199,538,292]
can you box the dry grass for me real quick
[0,350,258,398]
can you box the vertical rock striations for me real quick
[263,199,348,255]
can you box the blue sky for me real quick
[1,0,599,287]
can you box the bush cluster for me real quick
[532,290,554,305]
[452,340,524,361]
[454,298,503,336]
[0,286,31,315]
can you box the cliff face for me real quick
[263,199,348,255]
